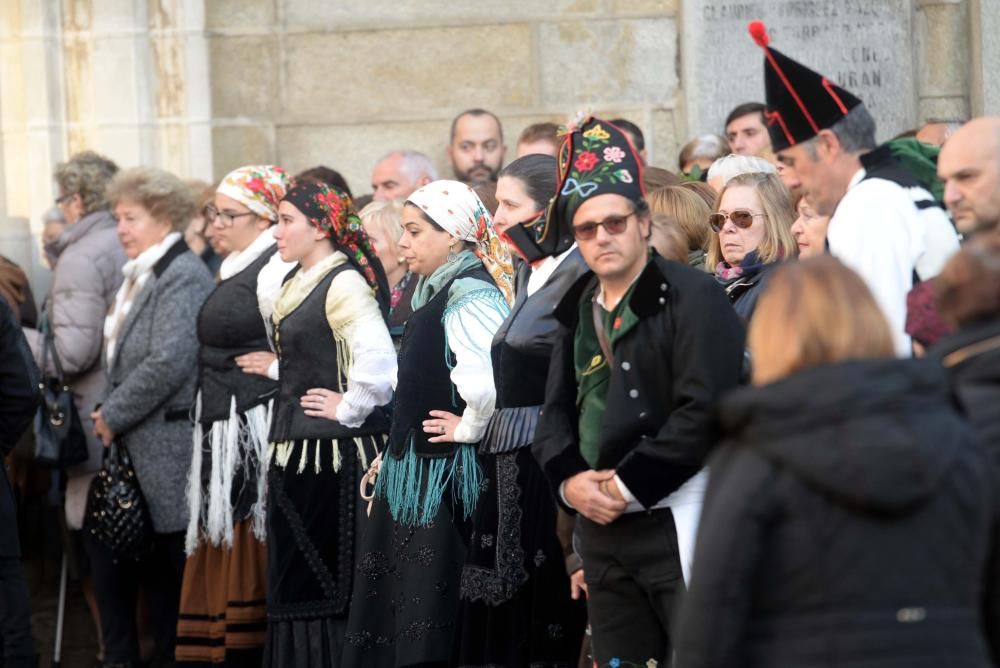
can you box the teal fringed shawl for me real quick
[374,438,481,526]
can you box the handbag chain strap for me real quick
[39,311,67,386]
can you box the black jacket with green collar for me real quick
[533,254,746,510]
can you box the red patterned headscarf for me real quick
[281,183,389,316]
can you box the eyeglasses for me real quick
[54,193,75,205]
[571,213,634,241]
[203,204,256,227]
[709,209,765,233]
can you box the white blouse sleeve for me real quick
[443,285,510,443]
[325,270,397,428]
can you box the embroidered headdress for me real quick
[406,180,514,305]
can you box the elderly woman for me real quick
[89,167,214,668]
[360,199,415,341]
[707,172,797,321]
[175,166,292,667]
[264,182,394,665]
[22,151,124,664]
[648,185,713,269]
[676,257,999,667]
[345,180,513,667]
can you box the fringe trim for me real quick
[373,437,482,527]
[184,396,273,554]
[184,392,205,555]
[268,435,382,473]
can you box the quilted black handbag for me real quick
[33,317,88,468]
[85,441,154,561]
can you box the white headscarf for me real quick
[406,180,514,304]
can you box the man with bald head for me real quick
[938,116,1000,239]
[370,149,438,202]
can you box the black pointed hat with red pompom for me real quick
[748,20,864,152]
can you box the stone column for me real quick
[914,0,970,122]
[969,0,1000,116]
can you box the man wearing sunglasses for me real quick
[532,117,745,666]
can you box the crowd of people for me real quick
[0,20,999,668]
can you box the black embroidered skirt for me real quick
[455,448,587,667]
[264,436,380,668]
[342,459,472,668]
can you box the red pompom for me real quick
[748,20,769,48]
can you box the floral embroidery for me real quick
[283,183,381,290]
[613,316,622,330]
[574,151,599,172]
[583,124,611,142]
[617,169,634,183]
[217,165,290,221]
[603,146,626,163]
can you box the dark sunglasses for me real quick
[572,213,634,241]
[709,209,764,233]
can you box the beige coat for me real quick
[23,210,126,526]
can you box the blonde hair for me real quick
[107,167,196,232]
[53,151,119,216]
[360,199,405,244]
[648,185,711,252]
[750,256,896,385]
[706,172,798,268]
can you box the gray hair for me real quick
[377,149,438,184]
[678,134,729,171]
[806,104,877,156]
[54,151,119,216]
[707,154,776,185]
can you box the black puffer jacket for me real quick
[675,358,999,668]
[934,318,1000,465]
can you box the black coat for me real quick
[533,255,746,509]
[723,263,774,323]
[934,318,1000,465]
[0,299,41,557]
[675,359,999,668]
[933,317,1000,665]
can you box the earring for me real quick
[446,245,458,263]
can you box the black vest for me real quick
[389,265,493,459]
[492,250,589,408]
[480,251,589,454]
[268,263,390,443]
[196,247,279,423]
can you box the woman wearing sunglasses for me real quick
[706,172,797,321]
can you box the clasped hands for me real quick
[564,469,627,525]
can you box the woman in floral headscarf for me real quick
[264,182,395,666]
[176,165,294,667]
[344,180,513,667]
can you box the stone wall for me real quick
[0,0,997,291]
[206,0,683,196]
